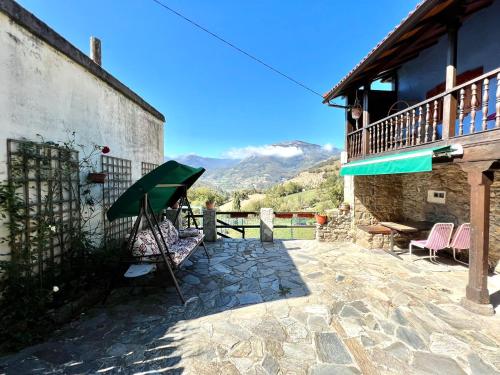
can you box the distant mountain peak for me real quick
[185,139,341,191]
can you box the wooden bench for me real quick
[357,225,392,235]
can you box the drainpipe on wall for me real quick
[90,36,102,66]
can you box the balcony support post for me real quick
[459,161,494,315]
[361,83,371,156]
[344,96,350,159]
[442,23,458,139]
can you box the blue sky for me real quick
[18,0,418,158]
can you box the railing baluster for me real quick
[378,123,384,152]
[470,83,478,134]
[432,100,438,141]
[411,109,416,145]
[379,122,384,152]
[399,114,404,148]
[377,124,382,152]
[458,88,465,136]
[482,78,489,131]
[370,127,375,154]
[417,106,422,144]
[405,112,410,146]
[496,73,500,129]
[390,118,394,150]
[425,103,430,143]
[384,121,388,151]
[408,110,412,145]
[366,129,370,154]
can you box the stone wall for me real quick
[400,164,470,225]
[352,165,500,269]
[353,174,403,225]
[316,211,353,242]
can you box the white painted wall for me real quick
[0,12,164,253]
[398,0,500,101]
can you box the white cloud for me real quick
[323,143,334,152]
[224,144,304,159]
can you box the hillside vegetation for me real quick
[188,157,343,213]
[195,141,340,191]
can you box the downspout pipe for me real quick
[326,100,349,109]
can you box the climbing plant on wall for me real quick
[0,133,122,352]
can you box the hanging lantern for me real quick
[350,91,363,130]
[351,104,362,120]
[350,91,362,120]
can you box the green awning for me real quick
[340,146,452,176]
[106,160,205,222]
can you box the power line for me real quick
[151,0,323,98]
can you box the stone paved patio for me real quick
[0,239,499,374]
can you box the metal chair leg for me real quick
[201,241,210,259]
[452,247,469,266]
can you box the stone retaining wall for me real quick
[316,211,353,242]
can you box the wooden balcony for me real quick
[346,67,500,161]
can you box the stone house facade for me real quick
[322,0,500,314]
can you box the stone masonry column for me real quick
[260,208,274,242]
[203,209,217,242]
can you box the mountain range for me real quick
[170,141,341,191]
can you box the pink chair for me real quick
[409,223,454,262]
[450,223,471,265]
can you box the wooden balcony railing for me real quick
[346,67,500,160]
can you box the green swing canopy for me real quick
[106,160,205,222]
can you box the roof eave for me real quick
[0,0,166,122]
[322,0,442,104]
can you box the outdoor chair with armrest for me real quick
[450,223,471,265]
[409,223,454,262]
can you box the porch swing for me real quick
[106,160,209,303]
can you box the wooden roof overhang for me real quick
[322,0,493,103]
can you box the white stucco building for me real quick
[0,0,165,259]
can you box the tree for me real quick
[320,174,344,208]
[188,187,227,206]
[232,191,242,211]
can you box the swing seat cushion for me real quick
[131,219,179,257]
[131,219,204,266]
[169,232,204,265]
[179,228,201,238]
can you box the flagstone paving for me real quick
[0,239,499,374]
